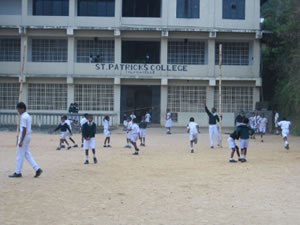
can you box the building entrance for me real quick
[120,85,160,123]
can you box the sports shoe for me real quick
[125,145,131,148]
[238,158,243,162]
[67,146,72,150]
[229,159,237,163]
[261,140,264,143]
[8,172,22,178]
[133,150,139,155]
[210,146,214,149]
[240,159,247,163]
[34,168,43,178]
[107,145,112,148]
[191,149,194,153]
[73,144,78,148]
[56,147,61,150]
[81,143,83,148]
[61,145,65,148]
[84,160,89,164]
[93,157,98,164]
[103,145,107,148]
[285,144,289,150]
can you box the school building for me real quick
[0,0,263,126]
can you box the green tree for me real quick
[262,0,300,134]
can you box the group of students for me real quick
[8,101,293,178]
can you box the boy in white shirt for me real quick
[80,113,88,147]
[64,115,78,148]
[9,102,43,178]
[258,113,268,142]
[187,117,200,153]
[103,115,111,148]
[165,109,173,134]
[130,119,141,155]
[145,112,151,123]
[277,118,291,150]
[125,117,132,148]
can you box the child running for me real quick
[258,113,268,142]
[103,115,111,148]
[227,129,241,163]
[125,117,132,148]
[165,109,173,134]
[64,115,78,148]
[54,116,72,150]
[82,114,98,164]
[236,118,254,162]
[277,118,291,150]
[139,116,147,146]
[186,117,200,153]
[130,118,140,155]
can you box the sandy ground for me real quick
[0,127,300,225]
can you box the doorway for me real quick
[120,85,160,123]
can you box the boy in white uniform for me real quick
[249,112,256,139]
[130,112,136,121]
[227,130,241,163]
[103,115,111,148]
[82,115,98,164]
[139,116,147,146]
[130,119,140,155]
[274,112,280,134]
[125,117,132,148]
[165,109,173,134]
[145,112,151,123]
[64,115,78,148]
[277,118,291,150]
[80,113,88,147]
[9,102,43,178]
[258,113,268,142]
[186,117,200,153]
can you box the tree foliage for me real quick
[262,0,300,134]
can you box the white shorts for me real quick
[140,129,146,138]
[240,139,249,149]
[60,132,68,139]
[126,131,131,139]
[84,137,95,150]
[165,119,173,128]
[189,133,198,142]
[259,127,266,134]
[104,129,110,137]
[131,134,139,143]
[227,137,236,149]
[282,129,289,138]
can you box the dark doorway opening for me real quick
[120,85,161,123]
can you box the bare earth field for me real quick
[0,127,300,225]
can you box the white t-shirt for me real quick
[259,117,268,129]
[80,117,88,127]
[127,121,133,131]
[103,119,109,130]
[20,112,32,135]
[65,119,72,131]
[278,120,291,131]
[131,123,140,136]
[166,112,171,120]
[145,113,151,122]
[187,122,198,135]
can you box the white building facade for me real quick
[0,0,262,126]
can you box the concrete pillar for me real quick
[160,79,168,126]
[161,38,168,65]
[21,0,28,20]
[208,39,216,77]
[68,0,75,26]
[161,0,169,25]
[114,78,121,125]
[206,86,215,110]
[115,36,121,64]
[253,87,260,110]
[67,36,75,75]
[67,77,74,108]
[114,0,121,27]
[252,39,260,76]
